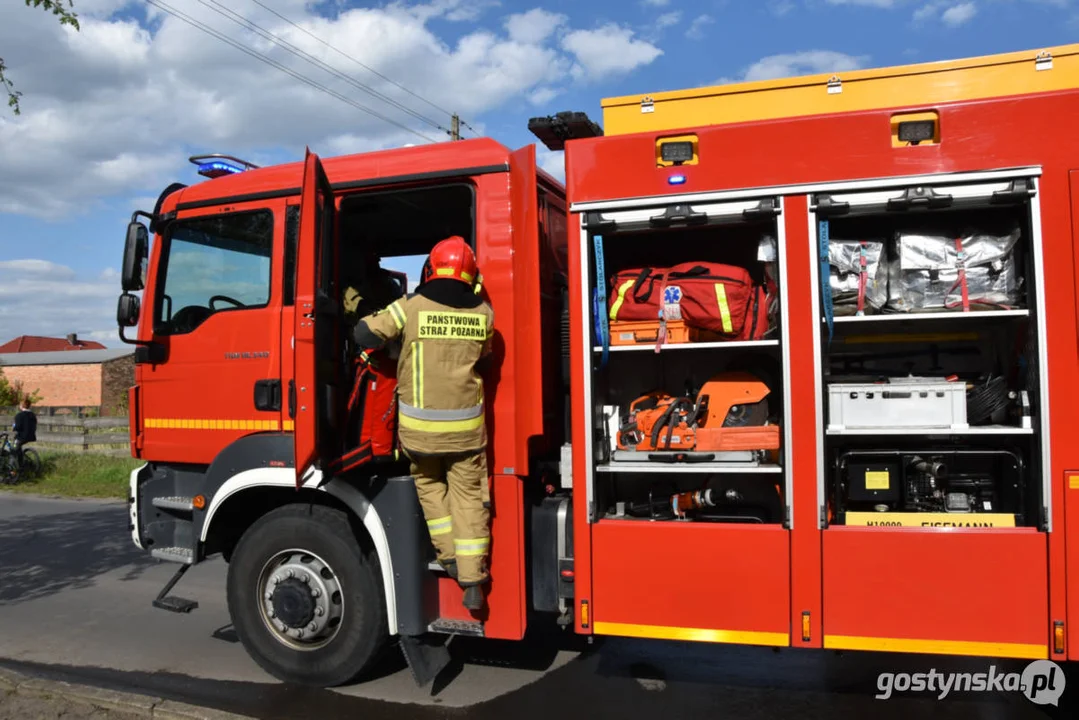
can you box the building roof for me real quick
[0,348,133,367]
[0,335,107,353]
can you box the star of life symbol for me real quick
[663,285,682,321]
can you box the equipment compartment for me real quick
[812,173,1047,530]
[833,447,1026,526]
[581,196,790,526]
[815,178,1034,318]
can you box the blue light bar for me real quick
[668,174,686,185]
[198,161,246,179]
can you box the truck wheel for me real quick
[226,503,388,687]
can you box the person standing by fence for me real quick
[12,397,36,468]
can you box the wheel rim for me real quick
[256,549,344,651]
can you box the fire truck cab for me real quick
[119,140,571,686]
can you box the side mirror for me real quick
[117,293,141,328]
[122,221,149,292]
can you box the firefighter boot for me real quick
[462,584,485,611]
[411,454,457,569]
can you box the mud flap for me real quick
[399,634,451,687]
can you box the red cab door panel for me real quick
[293,149,342,486]
[141,201,283,464]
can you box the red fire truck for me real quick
[121,42,1079,687]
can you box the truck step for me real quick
[152,496,195,512]
[428,618,485,637]
[153,595,199,613]
[151,547,194,564]
[152,564,198,614]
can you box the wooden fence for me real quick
[0,415,130,456]
[0,405,116,419]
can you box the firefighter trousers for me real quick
[408,449,491,585]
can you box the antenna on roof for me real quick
[188,154,261,179]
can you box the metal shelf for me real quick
[596,462,783,474]
[593,339,780,353]
[827,309,1029,324]
[827,425,1033,436]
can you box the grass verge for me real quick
[3,452,140,499]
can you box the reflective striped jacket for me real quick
[357,289,494,455]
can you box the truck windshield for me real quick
[155,209,273,335]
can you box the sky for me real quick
[0,0,1074,347]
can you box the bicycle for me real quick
[0,432,41,485]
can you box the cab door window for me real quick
[155,210,274,335]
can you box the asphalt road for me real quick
[1,493,1075,719]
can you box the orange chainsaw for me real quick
[616,372,780,456]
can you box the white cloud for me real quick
[770,0,797,15]
[641,0,672,6]
[656,11,683,29]
[0,259,76,278]
[913,1,944,20]
[825,0,899,6]
[686,14,715,40]
[529,87,561,106]
[942,1,978,24]
[913,0,978,25]
[0,260,118,345]
[505,8,567,45]
[561,24,663,81]
[831,0,1059,9]
[443,0,501,22]
[408,0,501,23]
[0,1,661,220]
[711,49,866,86]
[740,50,867,82]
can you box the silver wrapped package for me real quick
[828,240,888,314]
[887,227,1022,312]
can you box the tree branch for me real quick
[4,1,80,116]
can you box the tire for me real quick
[0,456,16,485]
[226,503,388,687]
[20,449,41,478]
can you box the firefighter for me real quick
[343,250,404,333]
[351,236,494,611]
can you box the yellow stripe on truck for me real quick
[824,635,1046,660]
[593,621,789,647]
[143,418,286,432]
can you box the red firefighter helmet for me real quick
[420,236,478,287]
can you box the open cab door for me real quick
[294,149,342,487]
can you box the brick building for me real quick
[0,348,135,415]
